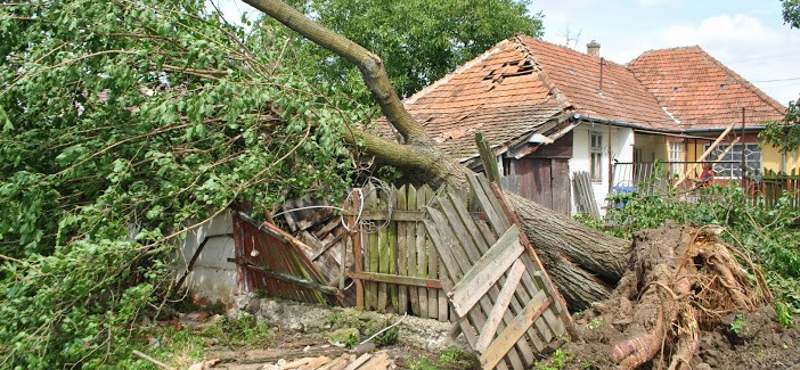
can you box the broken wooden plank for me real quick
[341,353,372,370]
[475,132,502,185]
[480,292,551,370]
[476,259,526,352]
[407,185,420,315]
[357,351,390,370]
[345,271,443,289]
[448,226,524,317]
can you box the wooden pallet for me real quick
[423,173,573,370]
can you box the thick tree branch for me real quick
[243,0,432,146]
[343,129,471,186]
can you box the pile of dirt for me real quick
[551,224,800,370]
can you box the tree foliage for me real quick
[0,0,367,367]
[762,0,800,153]
[783,0,800,29]
[283,0,543,98]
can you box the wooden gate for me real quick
[424,174,572,370]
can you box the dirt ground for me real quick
[195,329,470,370]
[540,223,800,370]
[554,305,800,370]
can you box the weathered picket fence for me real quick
[346,182,450,321]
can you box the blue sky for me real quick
[218,0,800,106]
[534,0,800,105]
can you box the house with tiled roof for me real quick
[393,35,788,216]
[628,46,788,179]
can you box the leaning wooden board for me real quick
[424,173,573,370]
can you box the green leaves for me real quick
[283,0,543,98]
[0,0,364,368]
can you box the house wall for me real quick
[633,133,667,162]
[763,143,800,174]
[570,122,635,216]
[680,133,797,176]
[178,211,240,305]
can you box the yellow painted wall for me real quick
[633,134,668,162]
[762,143,800,174]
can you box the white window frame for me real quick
[590,132,603,182]
[704,143,762,179]
[669,141,684,175]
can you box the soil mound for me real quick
[553,224,800,370]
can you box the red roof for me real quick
[628,46,786,129]
[515,35,674,128]
[397,39,564,161]
[388,36,786,161]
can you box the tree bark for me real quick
[243,0,631,310]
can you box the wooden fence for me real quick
[758,170,800,211]
[346,183,450,321]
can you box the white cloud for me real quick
[663,14,783,47]
[658,14,800,104]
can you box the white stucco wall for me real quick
[570,123,635,216]
[178,211,240,304]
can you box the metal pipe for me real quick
[741,107,746,190]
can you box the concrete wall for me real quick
[570,123,634,216]
[178,211,240,305]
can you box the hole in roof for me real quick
[483,60,535,81]
[719,84,726,90]
[674,87,680,92]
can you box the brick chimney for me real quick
[587,40,601,57]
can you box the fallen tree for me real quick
[243,0,630,310]
[568,224,769,370]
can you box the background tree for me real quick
[761,0,800,152]
[282,0,543,98]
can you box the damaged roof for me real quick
[382,35,785,162]
[515,35,675,128]
[628,46,786,129]
[399,39,564,162]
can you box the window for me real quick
[669,141,684,174]
[590,132,603,182]
[705,143,762,178]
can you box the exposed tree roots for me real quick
[593,223,770,370]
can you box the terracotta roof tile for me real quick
[515,35,675,128]
[376,37,786,163]
[628,46,786,129]
[394,39,564,161]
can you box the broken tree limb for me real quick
[243,261,341,296]
[132,350,176,370]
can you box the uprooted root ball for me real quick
[582,224,770,370]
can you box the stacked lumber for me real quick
[275,352,394,370]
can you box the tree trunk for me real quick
[243,0,631,310]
